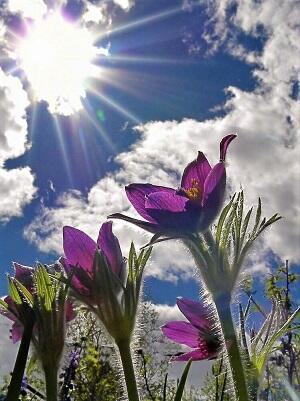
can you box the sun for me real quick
[17,12,99,115]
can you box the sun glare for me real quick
[17,12,99,115]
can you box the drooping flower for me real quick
[161,297,220,361]
[109,134,236,236]
[62,221,126,298]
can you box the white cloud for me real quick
[152,303,185,325]
[0,68,36,220]
[113,0,134,11]
[24,0,300,280]
[82,3,108,25]
[7,0,47,20]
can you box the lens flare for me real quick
[17,12,99,115]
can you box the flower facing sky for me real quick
[161,297,220,361]
[110,134,236,236]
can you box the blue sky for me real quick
[0,0,299,311]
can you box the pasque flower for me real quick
[0,263,76,401]
[161,298,220,361]
[62,221,126,300]
[62,221,151,401]
[62,221,146,340]
[109,134,236,235]
[0,262,75,343]
[0,263,34,343]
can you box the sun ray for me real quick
[27,103,39,143]
[87,86,140,124]
[105,55,194,65]
[95,5,184,40]
[77,124,95,182]
[52,115,74,186]
[81,97,117,152]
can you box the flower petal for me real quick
[65,300,76,322]
[219,134,237,162]
[172,348,211,361]
[11,320,24,343]
[63,226,97,272]
[145,190,187,212]
[60,257,91,294]
[177,298,210,330]
[181,151,211,190]
[108,213,160,234]
[13,262,34,289]
[200,163,226,229]
[143,191,200,232]
[97,222,125,280]
[161,321,199,348]
[0,296,17,322]
[126,184,173,223]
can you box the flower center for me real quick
[184,179,202,203]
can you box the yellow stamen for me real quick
[184,179,202,202]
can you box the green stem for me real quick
[6,318,34,401]
[214,295,252,401]
[116,339,140,401]
[43,363,58,401]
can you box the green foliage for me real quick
[72,342,119,401]
[173,360,192,401]
[186,192,282,297]
[201,356,230,401]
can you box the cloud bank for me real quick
[0,68,36,221]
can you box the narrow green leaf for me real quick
[240,207,253,248]
[239,303,251,364]
[216,194,236,245]
[244,295,252,319]
[35,266,55,311]
[8,277,22,305]
[220,371,227,401]
[257,214,282,236]
[235,192,244,249]
[174,359,192,401]
[219,198,238,259]
[257,307,300,372]
[162,373,168,401]
[13,280,34,307]
[252,197,261,236]
[138,246,152,276]
[0,298,8,310]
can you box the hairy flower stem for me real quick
[214,295,251,401]
[116,339,140,401]
[6,318,34,401]
[43,363,58,401]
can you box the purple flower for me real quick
[0,262,75,343]
[161,298,220,361]
[13,262,34,289]
[109,134,236,235]
[0,263,34,343]
[62,221,125,296]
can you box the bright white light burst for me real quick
[18,12,99,115]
